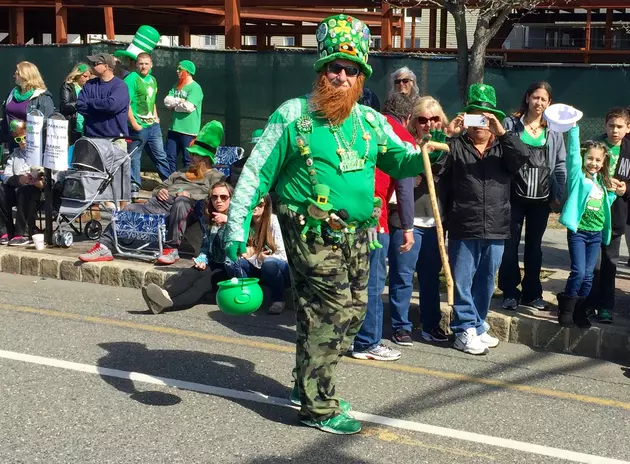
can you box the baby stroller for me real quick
[53,136,137,247]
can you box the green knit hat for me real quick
[178,60,196,76]
[462,83,506,121]
[308,184,334,212]
[251,129,264,144]
[314,14,372,78]
[113,25,160,60]
[188,121,224,162]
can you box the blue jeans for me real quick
[129,123,171,189]
[449,239,504,335]
[354,233,390,351]
[388,226,443,333]
[225,257,290,302]
[165,130,194,174]
[565,229,602,297]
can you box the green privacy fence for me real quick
[2,43,629,168]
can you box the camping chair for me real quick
[111,210,166,261]
[214,146,244,177]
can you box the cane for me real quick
[420,141,453,306]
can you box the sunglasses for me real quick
[395,78,412,85]
[211,194,230,201]
[14,135,26,143]
[327,62,360,77]
[416,116,441,125]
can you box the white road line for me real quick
[1,349,627,464]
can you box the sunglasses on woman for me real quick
[395,78,412,85]
[211,194,230,201]
[416,116,441,125]
[14,135,26,143]
[327,62,360,77]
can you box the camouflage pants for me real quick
[277,206,370,421]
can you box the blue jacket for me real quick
[503,115,567,204]
[76,77,129,138]
[559,126,616,245]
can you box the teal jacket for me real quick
[559,126,616,245]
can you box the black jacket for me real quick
[59,82,78,131]
[598,134,630,234]
[436,131,529,240]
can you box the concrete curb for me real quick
[0,248,628,364]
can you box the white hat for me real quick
[543,104,583,133]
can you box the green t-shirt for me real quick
[74,83,84,134]
[520,128,546,147]
[578,181,605,231]
[126,71,158,128]
[605,140,621,176]
[168,81,204,136]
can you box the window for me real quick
[372,36,381,49]
[283,37,295,46]
[243,36,257,46]
[404,37,421,48]
[204,35,217,47]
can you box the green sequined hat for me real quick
[308,184,334,212]
[462,83,506,121]
[187,120,224,163]
[314,14,372,78]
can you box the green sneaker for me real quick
[300,412,362,435]
[597,309,614,323]
[289,385,351,413]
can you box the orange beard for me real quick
[310,73,365,126]
[176,70,190,91]
[185,161,207,181]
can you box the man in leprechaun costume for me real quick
[224,14,441,435]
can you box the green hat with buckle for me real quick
[462,83,506,121]
[251,129,264,144]
[113,25,160,61]
[187,120,224,163]
[308,184,334,212]
[314,14,372,78]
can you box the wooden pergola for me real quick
[0,0,629,63]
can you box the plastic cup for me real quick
[32,234,45,251]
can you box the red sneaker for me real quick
[157,248,180,265]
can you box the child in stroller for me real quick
[0,120,45,246]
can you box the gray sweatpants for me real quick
[100,195,196,249]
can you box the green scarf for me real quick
[12,87,35,102]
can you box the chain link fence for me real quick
[1,43,627,167]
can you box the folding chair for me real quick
[214,146,244,177]
[111,210,166,261]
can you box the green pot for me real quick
[216,277,263,315]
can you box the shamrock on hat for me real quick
[462,83,506,121]
[188,121,225,163]
[313,14,373,78]
[251,129,264,144]
[308,184,334,212]
[113,25,160,61]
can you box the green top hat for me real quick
[113,25,160,61]
[187,120,224,163]
[251,129,264,144]
[314,14,372,78]
[308,184,334,212]
[462,83,506,121]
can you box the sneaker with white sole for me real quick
[78,243,113,262]
[479,331,500,348]
[453,328,489,355]
[144,283,173,313]
[267,301,285,315]
[351,343,401,361]
[157,248,180,265]
[421,326,449,343]
[501,297,518,310]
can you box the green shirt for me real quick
[168,81,204,136]
[224,96,433,246]
[578,181,605,231]
[520,128,546,147]
[605,140,621,175]
[126,71,158,128]
[74,83,84,134]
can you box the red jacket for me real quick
[373,115,417,234]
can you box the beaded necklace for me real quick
[329,107,371,172]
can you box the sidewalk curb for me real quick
[1,248,628,364]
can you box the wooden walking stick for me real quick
[420,141,454,305]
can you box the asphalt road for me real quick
[0,274,629,463]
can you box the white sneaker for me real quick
[351,343,401,361]
[479,331,499,348]
[453,328,489,355]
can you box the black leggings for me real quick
[0,184,42,237]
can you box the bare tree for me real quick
[382,0,564,103]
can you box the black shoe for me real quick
[573,296,591,329]
[521,298,549,311]
[8,236,30,246]
[556,292,577,328]
[392,329,413,346]
[421,326,449,343]
[0,234,9,245]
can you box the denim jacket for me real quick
[195,219,226,265]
